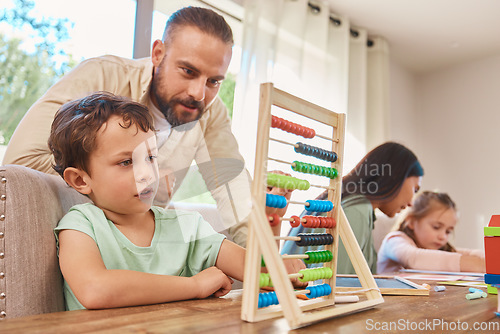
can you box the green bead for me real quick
[259,273,268,287]
[304,251,334,264]
[259,273,273,287]
[323,267,333,278]
[331,168,338,178]
[304,251,315,264]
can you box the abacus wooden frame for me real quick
[241,82,384,329]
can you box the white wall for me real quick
[388,59,419,148]
[389,54,500,250]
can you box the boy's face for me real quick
[85,115,159,216]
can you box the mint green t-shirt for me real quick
[54,203,226,310]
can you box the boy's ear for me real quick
[63,167,92,195]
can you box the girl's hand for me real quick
[191,267,234,298]
[460,255,486,273]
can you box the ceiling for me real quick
[230,0,500,74]
[326,0,500,74]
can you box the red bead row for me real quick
[302,215,336,228]
[267,214,336,228]
[271,116,315,139]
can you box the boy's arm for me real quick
[214,239,246,282]
[58,229,233,309]
[216,239,308,287]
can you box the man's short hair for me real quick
[163,6,234,46]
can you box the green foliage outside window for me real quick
[0,0,75,144]
[218,72,236,119]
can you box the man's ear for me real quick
[151,39,165,67]
[63,167,92,195]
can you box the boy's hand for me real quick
[266,170,294,217]
[191,267,234,298]
[283,258,308,288]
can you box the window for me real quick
[0,0,136,159]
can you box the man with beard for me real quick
[3,7,251,247]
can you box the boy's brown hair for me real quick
[48,92,155,177]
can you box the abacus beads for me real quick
[305,283,332,299]
[265,194,333,212]
[267,213,281,227]
[258,291,279,308]
[267,173,310,190]
[296,233,333,246]
[290,215,301,227]
[302,215,336,228]
[258,284,332,308]
[298,267,333,282]
[267,215,336,228]
[305,200,333,212]
[294,142,338,163]
[271,115,315,139]
[265,194,287,209]
[304,250,334,264]
[259,273,272,287]
[259,267,333,288]
[292,161,338,179]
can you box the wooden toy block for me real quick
[241,83,384,329]
[484,215,500,275]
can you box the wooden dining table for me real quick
[2,282,500,333]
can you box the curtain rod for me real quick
[308,2,374,47]
[198,1,374,47]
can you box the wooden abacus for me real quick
[241,83,384,328]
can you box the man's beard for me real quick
[151,86,205,131]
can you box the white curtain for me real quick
[231,0,391,176]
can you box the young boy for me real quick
[49,92,305,311]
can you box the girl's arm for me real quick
[383,234,464,272]
[386,234,486,273]
[459,254,486,272]
[58,229,233,309]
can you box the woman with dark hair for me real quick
[282,142,424,274]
